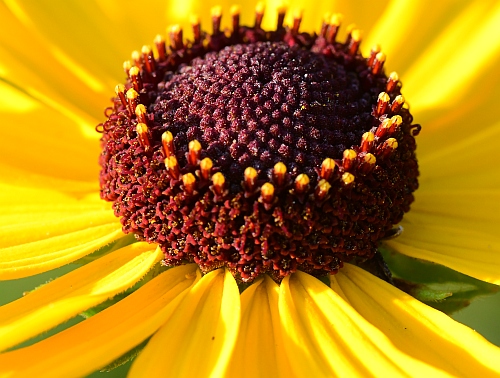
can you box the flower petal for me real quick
[279,271,451,377]
[332,264,500,376]
[0,264,199,378]
[0,242,161,352]
[0,190,123,280]
[129,268,240,378]
[227,275,294,378]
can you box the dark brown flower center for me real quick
[98,9,420,282]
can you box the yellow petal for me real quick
[0,242,161,352]
[279,271,451,378]
[0,193,123,280]
[0,265,199,378]
[333,264,500,376]
[227,275,294,378]
[129,268,240,378]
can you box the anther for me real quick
[165,155,180,179]
[273,162,287,186]
[200,157,213,180]
[315,179,331,201]
[359,153,376,173]
[169,25,184,51]
[136,123,151,150]
[128,66,143,92]
[154,34,167,61]
[115,84,127,109]
[348,29,362,56]
[191,15,202,44]
[182,173,196,195]
[255,2,265,29]
[260,182,275,204]
[141,45,156,73]
[244,167,258,193]
[377,138,398,159]
[327,13,342,43]
[294,173,310,194]
[345,24,357,45]
[368,44,381,67]
[212,172,226,196]
[320,158,336,181]
[211,6,222,34]
[386,72,399,92]
[188,139,202,165]
[375,92,390,117]
[372,52,386,75]
[161,131,175,158]
[126,89,139,115]
[131,50,142,67]
[291,9,303,34]
[320,13,331,38]
[276,4,287,30]
[342,172,355,185]
[230,5,240,35]
[135,104,148,124]
[391,95,404,113]
[342,149,357,171]
[360,131,375,152]
[390,115,402,133]
[123,61,132,76]
[375,118,393,138]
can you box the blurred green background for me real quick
[1,263,499,377]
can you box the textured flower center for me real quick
[98,9,420,282]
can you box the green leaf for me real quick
[379,244,499,314]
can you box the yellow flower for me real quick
[1,0,500,377]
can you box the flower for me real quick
[1,1,500,377]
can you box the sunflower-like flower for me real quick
[1,1,500,377]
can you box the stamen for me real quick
[165,155,180,179]
[244,167,258,193]
[188,140,202,165]
[327,13,342,43]
[211,6,222,34]
[276,4,287,30]
[377,137,398,159]
[372,52,386,75]
[273,162,287,186]
[375,92,390,117]
[115,84,127,109]
[368,44,381,67]
[182,173,196,195]
[123,61,132,76]
[391,95,404,113]
[386,72,399,92]
[315,179,331,201]
[142,45,156,73]
[255,2,265,29]
[320,158,336,180]
[294,173,310,194]
[191,15,202,44]
[390,115,403,133]
[260,182,275,203]
[169,25,184,51]
[230,5,240,35]
[348,29,362,55]
[135,104,148,124]
[360,131,375,152]
[154,34,167,61]
[345,23,357,45]
[161,131,175,157]
[291,9,303,34]
[128,66,143,92]
[131,50,142,67]
[342,172,355,185]
[200,157,213,180]
[359,153,376,173]
[342,149,357,171]
[320,13,331,38]
[126,88,139,115]
[375,118,393,138]
[212,172,226,196]
[136,123,151,150]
